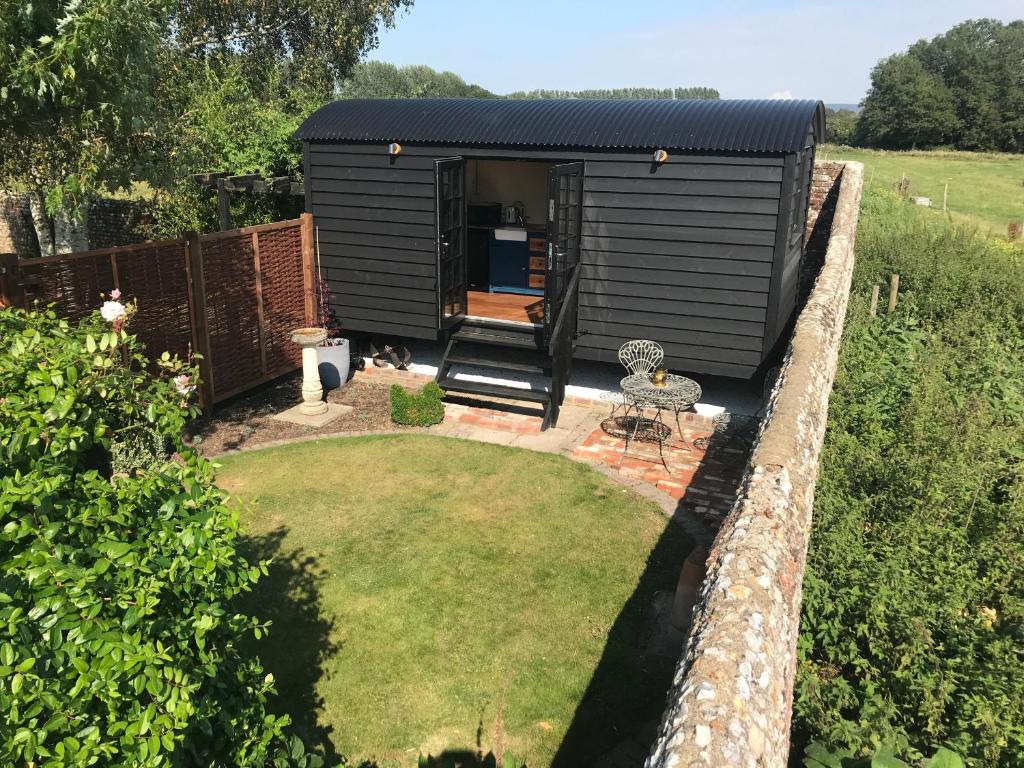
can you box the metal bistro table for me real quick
[611,373,702,468]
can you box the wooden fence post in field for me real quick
[887,274,900,313]
[300,212,317,326]
[869,284,880,317]
[183,232,215,410]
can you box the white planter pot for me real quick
[316,339,351,390]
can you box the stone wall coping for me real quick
[645,161,865,768]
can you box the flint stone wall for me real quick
[0,194,152,256]
[646,161,865,768]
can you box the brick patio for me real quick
[570,416,751,528]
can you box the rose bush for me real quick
[0,305,324,766]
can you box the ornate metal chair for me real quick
[618,339,664,377]
[601,341,673,467]
[606,340,664,417]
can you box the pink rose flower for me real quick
[174,374,195,396]
[110,288,121,301]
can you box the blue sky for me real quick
[371,0,1021,103]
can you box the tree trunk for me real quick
[28,190,55,258]
[52,204,90,254]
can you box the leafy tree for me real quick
[908,19,1024,152]
[505,86,719,100]
[167,0,412,93]
[341,61,496,99]
[147,2,413,234]
[145,60,317,237]
[0,1,169,254]
[0,304,325,766]
[857,19,1024,151]
[1,0,411,255]
[823,108,858,145]
[856,55,960,149]
[672,87,720,100]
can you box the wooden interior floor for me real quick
[467,290,543,325]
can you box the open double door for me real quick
[435,158,583,343]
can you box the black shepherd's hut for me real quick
[295,98,825,426]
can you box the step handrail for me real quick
[549,263,581,347]
[548,263,582,425]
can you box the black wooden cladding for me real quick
[582,237,774,261]
[580,292,766,322]
[587,266,768,293]
[585,191,780,215]
[584,207,778,230]
[305,124,819,375]
[586,176,780,198]
[590,252,773,277]
[579,279,768,308]
[574,343,756,379]
[582,149,783,372]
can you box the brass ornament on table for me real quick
[652,368,668,388]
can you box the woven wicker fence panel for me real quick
[200,234,263,399]
[21,255,115,322]
[256,223,305,375]
[114,242,193,362]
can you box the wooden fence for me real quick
[0,215,316,407]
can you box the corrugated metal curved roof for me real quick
[295,98,826,154]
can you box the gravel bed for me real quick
[184,373,405,456]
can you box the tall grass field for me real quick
[792,185,1024,765]
[820,145,1024,237]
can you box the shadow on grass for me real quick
[231,424,750,768]
[420,750,503,768]
[546,517,693,767]
[238,528,341,764]
[415,711,526,768]
[550,425,748,768]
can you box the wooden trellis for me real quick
[2,215,317,408]
[190,172,305,232]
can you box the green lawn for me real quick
[216,435,691,768]
[819,144,1024,235]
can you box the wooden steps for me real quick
[442,352,548,376]
[436,319,556,428]
[451,319,545,350]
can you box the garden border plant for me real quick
[0,296,324,766]
[390,381,445,426]
[793,187,1024,764]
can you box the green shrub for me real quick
[804,742,965,768]
[110,423,169,476]
[390,382,445,426]
[0,306,323,767]
[792,186,1024,765]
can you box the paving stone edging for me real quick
[645,161,864,768]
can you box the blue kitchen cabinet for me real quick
[489,229,545,295]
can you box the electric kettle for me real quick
[501,202,524,226]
